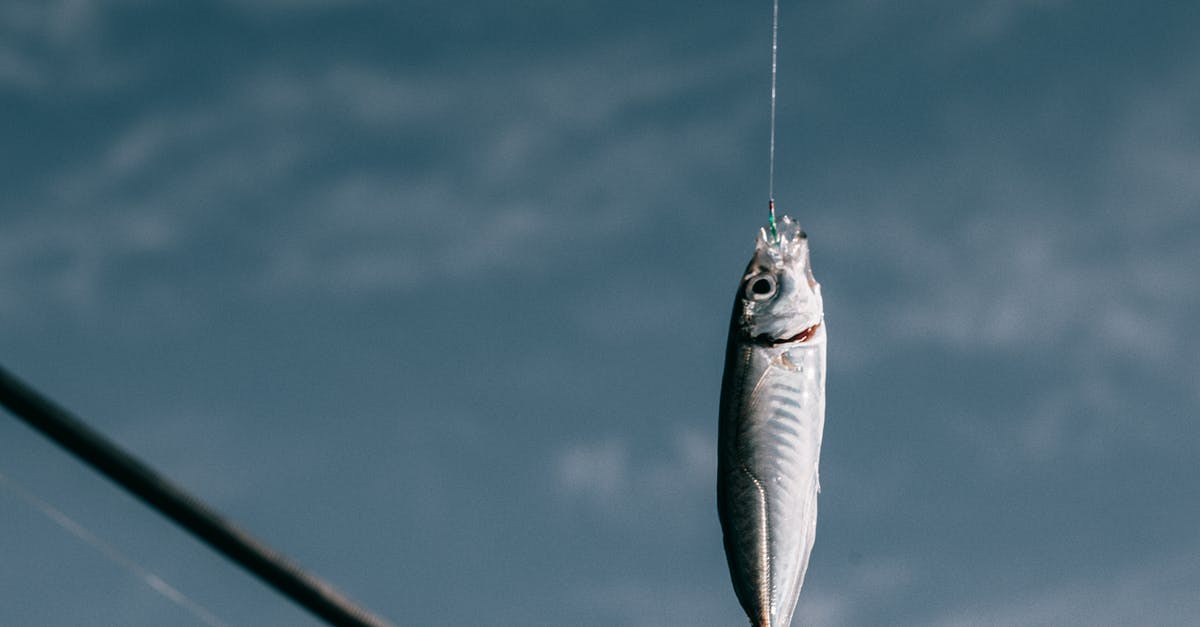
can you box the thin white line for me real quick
[0,471,232,627]
[768,0,779,209]
[741,463,774,626]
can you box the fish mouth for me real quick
[751,322,821,347]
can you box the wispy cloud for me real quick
[0,210,180,323]
[0,0,146,94]
[569,579,748,627]
[2,26,764,325]
[554,437,628,507]
[552,427,714,519]
[220,0,373,12]
[929,541,1200,626]
[798,0,1074,61]
[823,43,1199,362]
[958,0,1072,43]
[808,44,1200,486]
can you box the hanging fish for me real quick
[717,215,826,627]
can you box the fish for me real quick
[717,215,826,627]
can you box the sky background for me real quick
[1,1,1198,625]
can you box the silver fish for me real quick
[718,215,826,627]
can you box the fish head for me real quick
[736,215,823,344]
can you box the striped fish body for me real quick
[718,216,826,627]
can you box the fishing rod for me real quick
[0,364,395,627]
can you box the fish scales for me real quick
[718,216,826,627]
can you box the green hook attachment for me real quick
[768,199,779,243]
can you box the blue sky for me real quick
[1,1,1198,625]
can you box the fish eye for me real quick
[744,273,777,301]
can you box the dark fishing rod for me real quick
[0,364,395,627]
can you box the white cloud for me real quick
[929,544,1200,626]
[800,0,1074,61]
[554,437,628,506]
[0,210,181,323]
[570,579,744,627]
[883,211,1186,361]
[960,0,1071,42]
[220,0,372,13]
[1107,62,1200,220]
[0,43,41,88]
[807,46,1200,478]
[821,46,1199,369]
[2,26,765,321]
[242,66,452,130]
[255,174,553,296]
[0,0,146,93]
[790,556,918,627]
[565,540,916,627]
[552,426,715,518]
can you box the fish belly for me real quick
[718,342,825,627]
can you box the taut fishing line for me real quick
[767,0,780,241]
[0,471,231,627]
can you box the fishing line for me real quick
[0,364,395,627]
[0,471,232,627]
[767,0,780,241]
